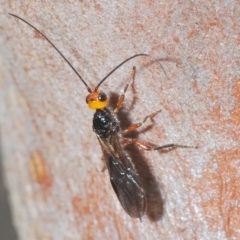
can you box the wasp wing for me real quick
[97,133,146,219]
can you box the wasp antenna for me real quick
[95,53,149,90]
[9,13,92,93]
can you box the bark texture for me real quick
[0,1,239,239]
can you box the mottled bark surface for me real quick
[0,1,239,239]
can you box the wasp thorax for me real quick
[86,90,108,110]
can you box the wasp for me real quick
[10,13,196,220]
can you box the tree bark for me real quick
[1,1,239,239]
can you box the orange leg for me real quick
[122,139,197,152]
[121,110,161,135]
[122,139,154,150]
[114,67,136,113]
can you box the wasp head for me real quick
[86,90,108,110]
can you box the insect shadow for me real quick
[108,91,164,221]
[106,58,178,221]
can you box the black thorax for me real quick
[93,108,119,138]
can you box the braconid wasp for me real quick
[9,13,196,220]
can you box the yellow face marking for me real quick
[86,91,108,110]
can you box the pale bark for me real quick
[1,1,239,239]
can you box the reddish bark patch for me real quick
[29,150,53,189]
[231,80,240,127]
[94,3,103,11]
[199,149,240,238]
[33,30,45,40]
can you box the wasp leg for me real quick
[122,139,154,150]
[114,67,136,113]
[154,143,197,152]
[122,139,197,152]
[121,110,161,135]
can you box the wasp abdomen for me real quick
[93,108,119,138]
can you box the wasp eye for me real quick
[98,92,107,102]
